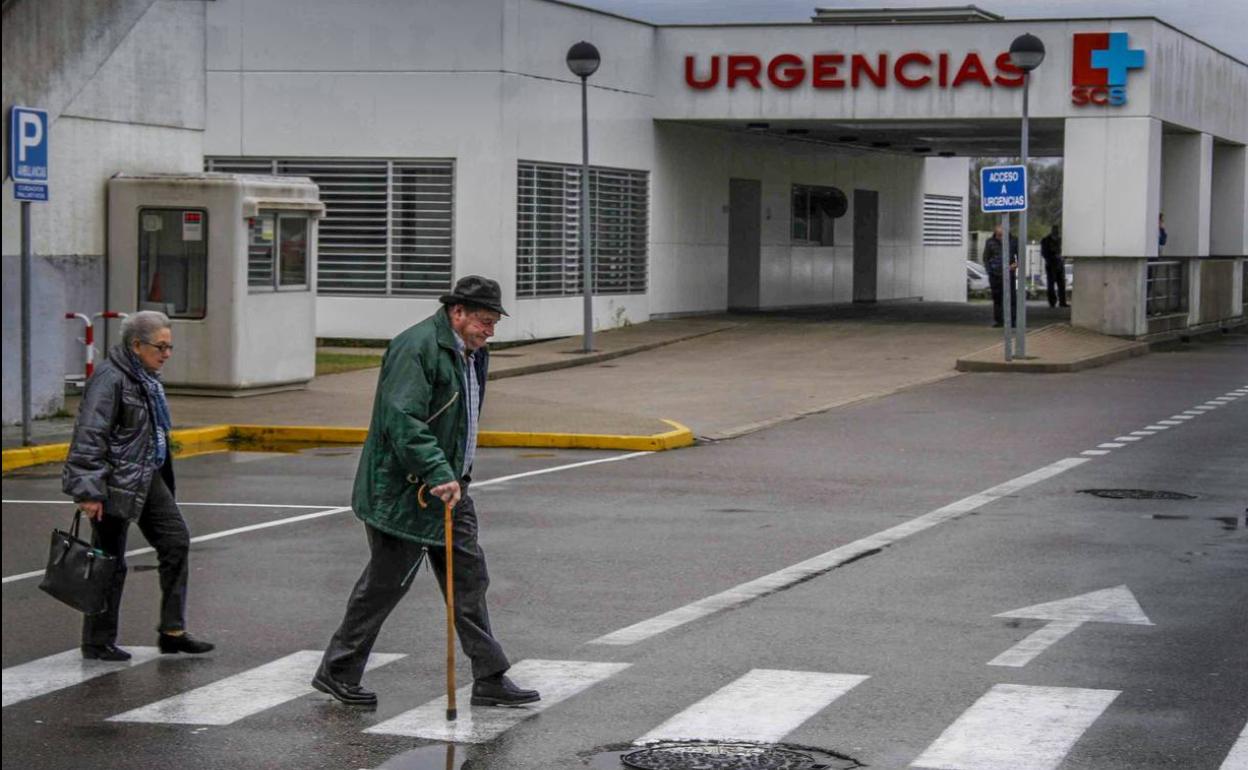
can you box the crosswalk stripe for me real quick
[636,669,869,745]
[107,650,404,725]
[3,647,163,708]
[1222,719,1248,770]
[910,684,1119,770]
[364,659,629,743]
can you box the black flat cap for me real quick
[439,275,508,316]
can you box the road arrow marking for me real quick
[988,585,1152,667]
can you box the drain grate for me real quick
[621,743,845,770]
[1079,489,1197,500]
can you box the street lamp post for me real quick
[566,41,601,353]
[1009,33,1045,358]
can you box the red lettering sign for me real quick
[768,54,806,88]
[895,52,932,88]
[682,51,1023,91]
[812,54,845,88]
[727,55,762,89]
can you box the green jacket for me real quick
[352,308,487,545]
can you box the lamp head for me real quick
[1009,33,1046,72]
[566,41,601,78]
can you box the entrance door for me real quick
[853,189,879,303]
[728,178,762,311]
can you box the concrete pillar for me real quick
[1161,133,1213,256]
[1063,116,1161,337]
[1210,143,1247,256]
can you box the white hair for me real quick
[120,310,172,349]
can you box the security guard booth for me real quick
[108,173,324,394]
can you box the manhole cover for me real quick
[621,743,833,770]
[1079,489,1197,500]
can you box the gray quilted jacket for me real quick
[62,346,175,520]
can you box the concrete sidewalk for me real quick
[5,300,1161,459]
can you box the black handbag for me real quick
[38,510,117,615]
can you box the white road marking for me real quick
[1157,420,1183,426]
[3,647,163,708]
[1113,436,1143,442]
[1130,430,1157,436]
[3,452,653,584]
[1081,450,1110,456]
[1145,425,1171,430]
[108,650,403,725]
[987,620,1083,668]
[589,457,1089,646]
[1168,415,1194,420]
[365,659,629,743]
[988,586,1153,667]
[1222,719,1248,770]
[910,684,1120,770]
[1097,443,1126,448]
[1180,411,1205,416]
[1191,406,1217,411]
[635,669,868,744]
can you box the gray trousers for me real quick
[83,473,191,645]
[320,490,510,684]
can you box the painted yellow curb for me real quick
[2,419,694,472]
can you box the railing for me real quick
[1146,260,1186,317]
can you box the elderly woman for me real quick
[62,311,214,660]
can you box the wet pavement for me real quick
[2,327,1246,770]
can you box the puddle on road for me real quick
[375,744,466,770]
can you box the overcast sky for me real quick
[570,0,1248,62]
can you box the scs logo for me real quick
[1071,32,1145,106]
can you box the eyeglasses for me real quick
[140,341,175,354]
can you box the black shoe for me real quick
[311,668,378,706]
[1060,302,1069,307]
[81,643,132,661]
[471,674,540,707]
[158,632,215,655]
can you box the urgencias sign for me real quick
[685,51,1025,90]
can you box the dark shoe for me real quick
[992,322,1004,328]
[1060,302,1069,307]
[311,668,378,706]
[159,632,215,655]
[82,643,132,661]
[471,674,540,707]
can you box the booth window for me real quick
[138,208,208,319]
[791,185,845,247]
[516,161,649,298]
[206,157,454,297]
[247,213,309,292]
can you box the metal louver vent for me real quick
[923,194,963,246]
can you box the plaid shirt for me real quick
[452,331,480,477]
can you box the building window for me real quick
[792,185,846,247]
[247,213,310,292]
[138,208,208,319]
[516,161,648,298]
[206,157,454,296]
[923,194,964,246]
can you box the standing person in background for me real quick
[1041,224,1067,308]
[1158,212,1168,255]
[983,224,1020,328]
[62,311,215,661]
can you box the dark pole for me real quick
[21,201,33,446]
[1008,32,1045,359]
[580,74,593,353]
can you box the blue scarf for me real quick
[125,349,172,467]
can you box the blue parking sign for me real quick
[980,164,1026,213]
[10,106,49,201]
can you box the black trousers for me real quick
[320,490,510,685]
[1044,258,1067,307]
[989,271,1018,325]
[83,473,191,645]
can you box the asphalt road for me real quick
[3,331,1246,770]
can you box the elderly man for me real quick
[313,276,539,708]
[63,311,214,660]
[983,224,1019,328]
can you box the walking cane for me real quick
[418,484,458,722]
[443,498,457,722]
